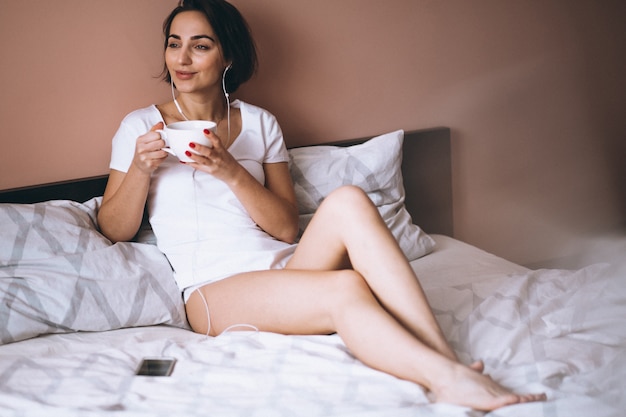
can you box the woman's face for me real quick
[165,11,227,96]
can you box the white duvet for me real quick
[1,235,624,417]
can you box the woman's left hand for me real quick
[184,129,243,183]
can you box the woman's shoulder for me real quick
[234,100,277,121]
[112,105,163,143]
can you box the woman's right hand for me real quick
[132,122,169,174]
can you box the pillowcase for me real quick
[0,197,188,345]
[288,130,435,261]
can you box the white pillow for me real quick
[288,130,435,261]
[0,197,188,345]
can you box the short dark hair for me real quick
[161,0,258,93]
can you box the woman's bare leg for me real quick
[287,186,455,360]
[185,269,546,411]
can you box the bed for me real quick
[1,127,624,417]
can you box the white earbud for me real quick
[222,65,231,98]
[222,64,232,141]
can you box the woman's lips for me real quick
[175,71,195,80]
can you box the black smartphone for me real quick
[135,357,177,377]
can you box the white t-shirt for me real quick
[110,100,296,293]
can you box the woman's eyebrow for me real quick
[168,34,216,43]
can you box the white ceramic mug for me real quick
[157,120,217,163]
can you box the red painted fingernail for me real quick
[203,129,210,134]
[185,151,192,157]
[189,142,196,148]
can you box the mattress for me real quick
[1,235,624,416]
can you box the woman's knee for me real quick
[330,185,369,203]
[329,269,374,305]
[325,270,378,326]
[320,186,374,215]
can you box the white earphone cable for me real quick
[172,81,189,121]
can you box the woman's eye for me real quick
[195,44,210,50]
[167,42,180,48]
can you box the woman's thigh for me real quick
[185,269,361,336]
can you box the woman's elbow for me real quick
[97,213,137,243]
[274,210,299,244]
[281,225,299,245]
[98,223,132,244]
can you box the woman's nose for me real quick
[177,48,192,65]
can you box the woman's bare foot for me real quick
[431,362,547,411]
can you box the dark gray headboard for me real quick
[0,175,109,206]
[0,127,453,235]
[401,128,452,235]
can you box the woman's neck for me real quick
[175,93,228,123]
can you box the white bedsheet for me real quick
[411,235,530,289]
[1,235,624,416]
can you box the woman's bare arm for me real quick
[97,123,168,242]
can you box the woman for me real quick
[98,0,546,410]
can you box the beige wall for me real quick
[1,0,624,268]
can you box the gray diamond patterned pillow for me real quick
[288,130,435,261]
[0,197,188,345]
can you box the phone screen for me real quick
[135,357,177,377]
